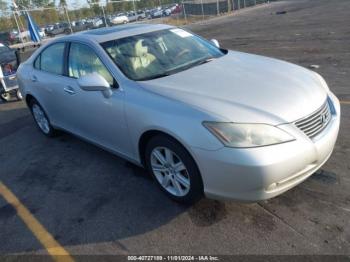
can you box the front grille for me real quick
[294,100,332,139]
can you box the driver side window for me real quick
[68,42,114,87]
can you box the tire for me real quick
[29,99,57,137]
[145,135,203,204]
[0,92,12,102]
[16,89,23,100]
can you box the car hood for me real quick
[140,51,327,125]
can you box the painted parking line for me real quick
[340,101,350,105]
[0,181,74,262]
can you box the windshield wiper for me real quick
[137,57,215,81]
[137,72,171,81]
[195,57,215,66]
[171,57,215,74]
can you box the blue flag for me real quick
[25,11,41,42]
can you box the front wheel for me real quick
[145,135,203,204]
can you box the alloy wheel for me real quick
[32,104,50,134]
[150,147,191,197]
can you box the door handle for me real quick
[64,86,76,95]
[31,75,37,82]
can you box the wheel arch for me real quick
[138,129,205,200]
[138,129,199,170]
[25,94,49,118]
[25,93,37,107]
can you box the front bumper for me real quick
[191,93,341,201]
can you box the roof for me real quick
[65,23,174,44]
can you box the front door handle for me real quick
[64,86,76,95]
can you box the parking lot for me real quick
[0,0,349,258]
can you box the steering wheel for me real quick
[176,49,191,59]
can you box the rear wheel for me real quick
[145,135,203,204]
[29,100,57,137]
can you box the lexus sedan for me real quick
[17,24,340,204]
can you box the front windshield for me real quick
[101,28,225,81]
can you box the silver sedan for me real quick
[17,24,340,204]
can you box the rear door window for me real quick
[39,42,65,75]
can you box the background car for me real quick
[163,8,172,16]
[170,4,182,14]
[127,11,146,22]
[44,24,54,34]
[46,23,71,37]
[92,17,112,29]
[14,30,30,42]
[149,9,164,19]
[38,28,46,38]
[0,31,18,45]
[71,21,91,33]
[91,18,104,28]
[111,14,129,25]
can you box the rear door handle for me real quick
[31,75,37,82]
[64,86,76,95]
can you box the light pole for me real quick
[200,0,204,20]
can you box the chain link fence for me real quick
[0,0,274,47]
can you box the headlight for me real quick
[203,122,295,148]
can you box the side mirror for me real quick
[78,73,112,98]
[210,39,220,48]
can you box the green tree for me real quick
[81,7,93,18]
[13,0,31,9]
[106,2,114,15]
[31,0,50,8]
[87,0,101,16]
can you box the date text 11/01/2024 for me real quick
[127,255,219,261]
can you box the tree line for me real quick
[0,0,182,32]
